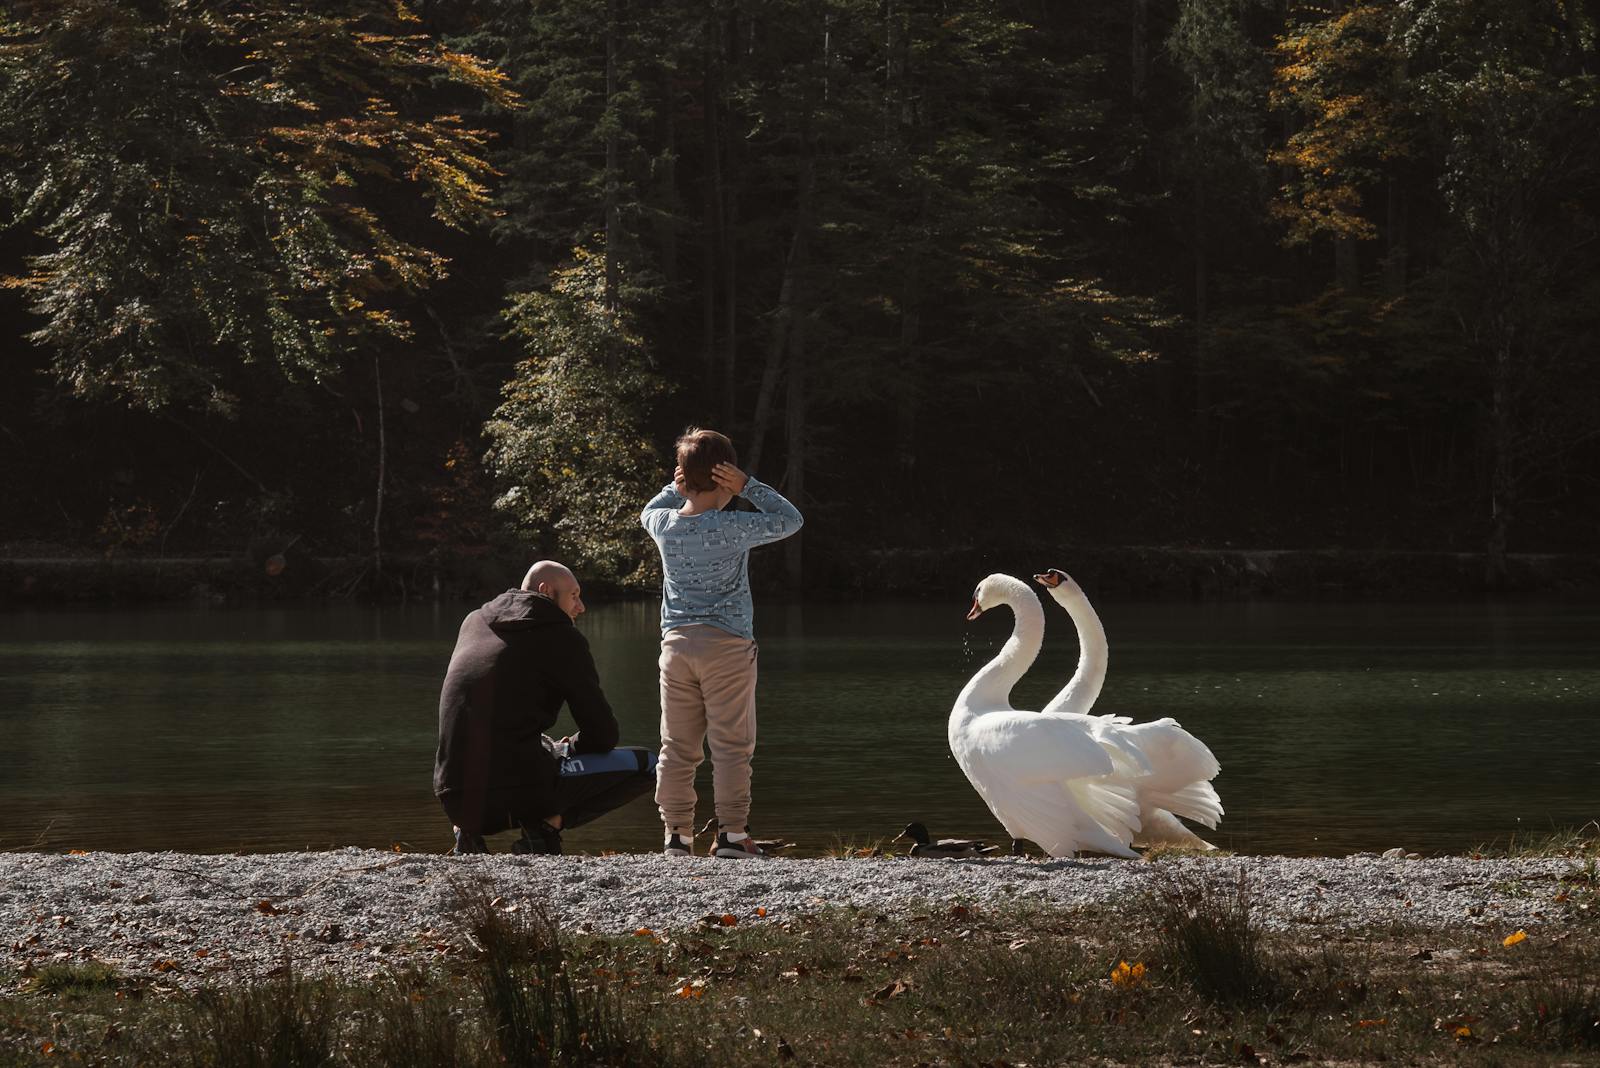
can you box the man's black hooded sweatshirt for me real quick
[434,589,620,835]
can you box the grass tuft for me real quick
[461,886,694,1067]
[179,964,336,1068]
[1514,949,1600,1051]
[362,971,466,1068]
[822,835,889,859]
[1147,871,1278,1004]
[25,960,121,996]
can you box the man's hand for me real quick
[673,465,687,493]
[712,462,749,496]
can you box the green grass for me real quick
[3,887,1597,1066]
[22,962,121,997]
[1471,820,1600,859]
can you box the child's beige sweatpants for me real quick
[655,624,759,834]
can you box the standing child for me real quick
[640,428,803,857]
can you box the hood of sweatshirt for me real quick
[478,588,572,631]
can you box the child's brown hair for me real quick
[675,427,737,493]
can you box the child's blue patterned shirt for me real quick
[639,478,804,640]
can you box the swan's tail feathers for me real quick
[1134,808,1217,850]
[1146,781,1224,830]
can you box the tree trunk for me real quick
[656,66,678,287]
[783,286,807,589]
[372,353,386,586]
[1130,0,1149,106]
[701,36,720,395]
[722,191,739,428]
[1334,235,1360,291]
[719,10,740,427]
[896,187,929,473]
[745,160,813,475]
[1383,177,1407,298]
[1485,333,1514,591]
[603,0,621,319]
[1193,163,1211,450]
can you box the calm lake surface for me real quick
[1,598,1595,857]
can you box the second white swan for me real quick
[1035,568,1224,849]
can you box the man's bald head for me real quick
[521,560,585,621]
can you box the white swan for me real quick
[950,574,1141,859]
[1035,568,1224,849]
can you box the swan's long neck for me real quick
[1043,584,1108,716]
[955,576,1044,719]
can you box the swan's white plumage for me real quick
[1038,572,1224,848]
[949,574,1141,859]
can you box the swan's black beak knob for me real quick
[1033,569,1069,589]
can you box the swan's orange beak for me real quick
[966,598,984,621]
[1033,571,1061,588]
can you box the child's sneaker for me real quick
[663,831,693,857]
[450,826,488,855]
[712,829,765,859]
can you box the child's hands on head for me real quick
[712,462,748,496]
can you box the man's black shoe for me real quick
[512,820,563,855]
[450,827,489,855]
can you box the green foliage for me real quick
[448,0,676,290]
[0,0,510,415]
[484,247,664,584]
[4,0,1600,576]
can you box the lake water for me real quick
[1,598,1595,857]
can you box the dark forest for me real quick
[3,0,1597,597]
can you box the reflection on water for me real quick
[0,597,1595,856]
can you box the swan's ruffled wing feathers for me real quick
[1089,721,1154,778]
[979,766,1138,859]
[961,710,1117,783]
[1120,718,1221,788]
[951,711,1140,858]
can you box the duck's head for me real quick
[897,821,931,846]
[967,573,1027,620]
[1033,567,1079,593]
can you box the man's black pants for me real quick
[442,746,658,836]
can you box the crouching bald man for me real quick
[435,561,657,854]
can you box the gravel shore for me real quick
[3,850,1591,988]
